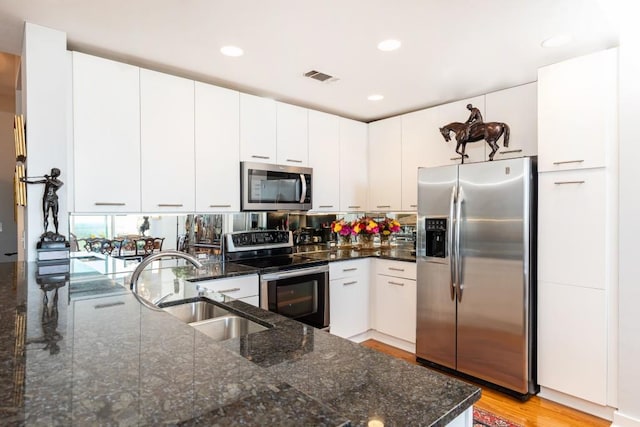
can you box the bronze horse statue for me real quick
[439,121,510,163]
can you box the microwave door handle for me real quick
[300,174,307,203]
[449,185,457,301]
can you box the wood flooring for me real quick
[360,340,611,427]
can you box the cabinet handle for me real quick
[343,268,358,272]
[377,205,391,208]
[217,287,241,293]
[94,202,125,206]
[499,149,523,155]
[410,204,417,208]
[554,181,585,185]
[343,281,357,286]
[388,267,405,272]
[286,159,303,163]
[388,281,405,286]
[251,155,270,160]
[553,160,584,165]
[318,205,334,208]
[450,157,462,161]
[209,204,231,208]
[157,204,183,207]
[348,205,361,209]
[94,301,125,309]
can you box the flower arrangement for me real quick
[352,217,379,235]
[330,218,353,236]
[378,217,401,236]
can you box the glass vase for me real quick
[380,233,392,247]
[337,234,352,247]
[358,234,375,249]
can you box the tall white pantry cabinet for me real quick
[537,48,618,409]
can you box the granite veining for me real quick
[0,259,479,426]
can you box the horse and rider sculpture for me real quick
[439,104,510,164]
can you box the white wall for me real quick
[21,23,69,261]
[615,5,640,427]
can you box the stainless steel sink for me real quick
[160,299,269,341]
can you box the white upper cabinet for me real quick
[72,52,141,212]
[140,69,195,212]
[276,102,308,166]
[422,96,486,167]
[339,118,368,212]
[368,117,402,211]
[308,110,340,212]
[538,48,617,172]
[194,82,240,212]
[484,82,537,160]
[240,93,277,163]
[401,108,439,210]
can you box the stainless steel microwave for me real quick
[241,162,312,211]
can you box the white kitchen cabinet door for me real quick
[538,281,607,405]
[240,93,277,163]
[429,96,486,167]
[329,259,370,339]
[538,48,617,172]
[375,259,416,281]
[308,110,340,212]
[374,274,416,343]
[401,108,439,210]
[140,69,195,212]
[339,118,368,212]
[194,82,240,212]
[538,169,607,289]
[276,102,308,166]
[195,274,259,305]
[368,117,402,211]
[484,82,537,160]
[72,52,141,212]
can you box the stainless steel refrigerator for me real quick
[416,157,538,398]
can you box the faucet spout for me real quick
[129,250,205,311]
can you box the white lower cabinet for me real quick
[329,259,370,340]
[195,274,259,307]
[374,271,416,343]
[538,281,607,405]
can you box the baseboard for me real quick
[346,330,374,343]
[538,386,615,421]
[367,330,415,354]
[613,411,640,427]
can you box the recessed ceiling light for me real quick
[541,34,573,48]
[368,94,384,101]
[377,39,402,51]
[220,45,244,57]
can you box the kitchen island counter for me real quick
[0,261,479,426]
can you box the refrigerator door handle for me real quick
[449,185,457,301]
[455,185,464,303]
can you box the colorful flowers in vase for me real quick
[378,217,401,236]
[351,217,379,235]
[331,218,353,246]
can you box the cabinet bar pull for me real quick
[209,204,231,208]
[286,159,303,163]
[348,206,361,209]
[318,205,334,208]
[377,205,391,208]
[499,149,523,154]
[450,157,462,161]
[554,181,585,185]
[251,155,270,160]
[388,281,405,286]
[410,204,417,208]
[94,301,125,309]
[218,287,241,293]
[95,202,125,206]
[157,203,183,207]
[343,268,357,272]
[343,281,357,286]
[388,267,405,272]
[553,160,584,165]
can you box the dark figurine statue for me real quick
[439,104,510,163]
[21,167,66,241]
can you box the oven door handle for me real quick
[260,264,328,281]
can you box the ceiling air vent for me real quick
[304,70,338,83]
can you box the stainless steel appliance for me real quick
[241,162,312,211]
[416,157,537,398]
[225,230,329,329]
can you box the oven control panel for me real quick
[225,230,293,252]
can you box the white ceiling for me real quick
[0,0,619,122]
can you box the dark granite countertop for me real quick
[0,259,479,426]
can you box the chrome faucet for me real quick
[129,250,205,311]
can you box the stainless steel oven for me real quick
[241,161,312,211]
[260,264,329,329]
[225,230,330,329]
